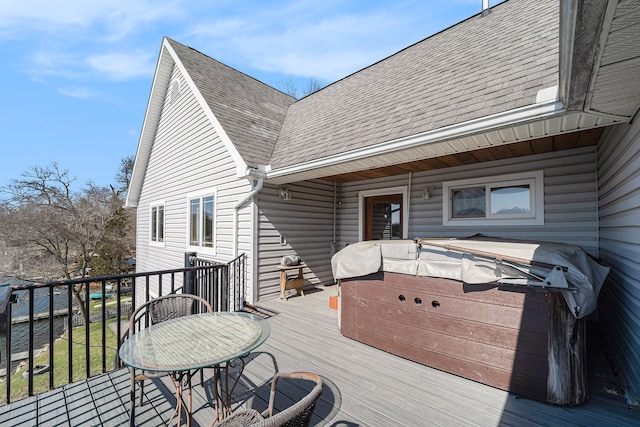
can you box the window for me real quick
[443,171,544,226]
[150,202,165,245]
[187,191,216,249]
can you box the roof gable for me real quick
[166,39,295,169]
[126,38,295,207]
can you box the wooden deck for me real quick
[0,285,636,426]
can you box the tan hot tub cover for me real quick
[331,235,610,319]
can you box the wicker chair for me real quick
[215,372,323,427]
[126,293,213,426]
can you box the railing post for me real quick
[221,264,229,312]
[184,252,197,295]
[0,287,12,335]
[1,286,17,404]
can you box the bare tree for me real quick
[282,77,324,99]
[90,156,136,276]
[303,78,323,97]
[3,163,79,278]
[0,161,135,323]
[283,79,300,98]
[114,155,135,193]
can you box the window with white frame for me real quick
[187,190,216,249]
[443,171,544,226]
[150,202,165,244]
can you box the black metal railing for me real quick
[190,253,247,312]
[0,253,247,404]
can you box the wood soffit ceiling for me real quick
[322,128,605,183]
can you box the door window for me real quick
[365,194,403,240]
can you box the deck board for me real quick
[64,379,101,426]
[37,388,69,425]
[87,374,130,426]
[1,393,37,425]
[0,285,636,426]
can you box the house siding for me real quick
[597,120,640,404]
[257,181,336,300]
[136,64,254,298]
[338,147,600,254]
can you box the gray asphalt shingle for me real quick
[271,0,559,170]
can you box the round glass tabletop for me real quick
[119,311,271,372]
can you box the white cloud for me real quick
[25,48,155,84]
[3,0,178,85]
[186,10,410,82]
[180,1,480,83]
[5,0,493,89]
[28,51,85,80]
[0,0,184,40]
[57,86,97,99]
[253,14,404,80]
[86,52,156,81]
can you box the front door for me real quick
[364,194,403,240]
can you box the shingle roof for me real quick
[166,39,296,169]
[270,0,559,170]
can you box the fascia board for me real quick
[266,99,565,181]
[125,38,174,208]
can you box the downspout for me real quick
[233,176,264,257]
[332,181,337,257]
[407,172,412,236]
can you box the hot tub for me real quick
[332,236,610,405]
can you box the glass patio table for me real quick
[119,311,271,426]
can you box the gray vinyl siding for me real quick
[256,180,336,300]
[338,147,600,255]
[263,147,600,306]
[136,64,253,298]
[597,121,640,404]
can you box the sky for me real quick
[0,0,500,192]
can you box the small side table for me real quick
[278,263,306,300]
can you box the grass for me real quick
[0,299,127,403]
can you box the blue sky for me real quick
[0,0,498,191]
